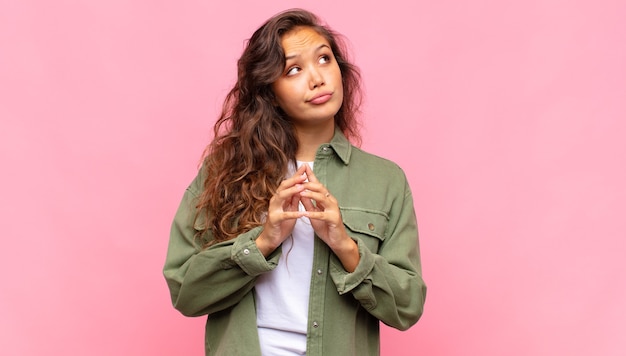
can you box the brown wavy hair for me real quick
[196,8,362,247]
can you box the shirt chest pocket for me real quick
[341,208,389,254]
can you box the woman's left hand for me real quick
[299,164,360,272]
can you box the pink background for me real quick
[1,0,625,355]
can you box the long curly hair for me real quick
[196,9,362,246]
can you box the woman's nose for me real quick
[309,68,325,89]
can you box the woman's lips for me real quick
[308,92,332,104]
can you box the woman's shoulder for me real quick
[345,146,410,189]
[184,165,207,197]
[350,146,405,173]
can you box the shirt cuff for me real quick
[231,226,281,276]
[329,237,376,295]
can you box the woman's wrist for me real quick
[331,237,360,272]
[255,231,277,257]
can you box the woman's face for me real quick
[272,26,343,129]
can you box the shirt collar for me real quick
[327,127,352,165]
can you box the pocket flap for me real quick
[341,208,388,241]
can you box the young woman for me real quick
[164,8,426,356]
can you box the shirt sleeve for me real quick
[329,169,427,331]
[163,170,280,317]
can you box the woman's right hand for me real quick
[255,164,308,257]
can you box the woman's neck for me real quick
[294,122,335,162]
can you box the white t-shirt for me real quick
[255,161,315,356]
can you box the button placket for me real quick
[306,149,330,355]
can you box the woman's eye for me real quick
[286,67,300,76]
[319,55,331,64]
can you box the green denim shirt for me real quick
[163,129,426,356]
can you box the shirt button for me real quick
[317,269,323,275]
[313,322,319,328]
[368,223,375,231]
[243,248,250,255]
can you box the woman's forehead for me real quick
[281,27,330,57]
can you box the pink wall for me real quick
[1,1,625,355]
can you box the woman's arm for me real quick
[329,171,427,331]
[163,165,309,317]
[163,175,279,316]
